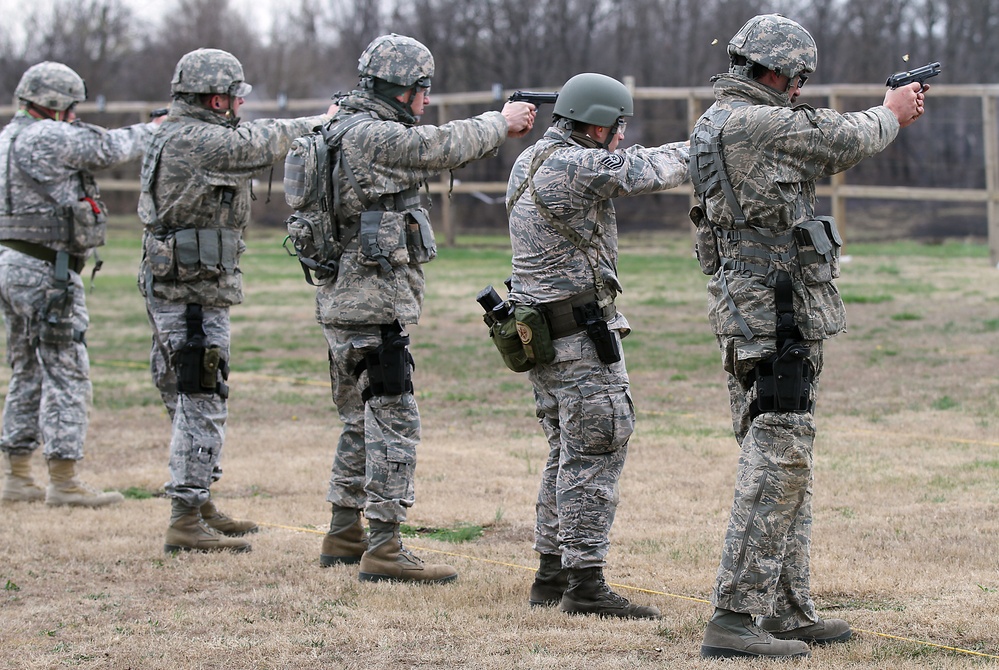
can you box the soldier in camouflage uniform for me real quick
[0,62,154,507]
[310,34,534,583]
[506,73,688,617]
[691,15,927,659]
[139,48,336,553]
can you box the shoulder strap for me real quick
[513,142,606,294]
[690,103,750,227]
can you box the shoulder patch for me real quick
[599,154,625,171]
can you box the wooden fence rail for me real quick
[5,82,998,263]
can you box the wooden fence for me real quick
[5,82,999,263]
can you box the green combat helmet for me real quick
[171,48,252,98]
[553,72,633,149]
[15,61,87,112]
[728,13,817,83]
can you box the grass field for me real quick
[1,224,997,669]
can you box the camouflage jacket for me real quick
[139,99,326,307]
[0,111,152,252]
[315,91,508,326]
[507,126,689,329]
[693,74,899,340]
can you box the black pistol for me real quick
[509,91,559,108]
[149,107,169,119]
[886,62,941,90]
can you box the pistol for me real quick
[509,91,559,108]
[149,107,169,119]
[886,61,941,90]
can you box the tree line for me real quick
[1,0,994,237]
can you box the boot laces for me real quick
[398,544,425,566]
[595,577,630,606]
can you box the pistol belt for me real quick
[0,240,86,273]
[542,288,616,339]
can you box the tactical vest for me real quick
[0,116,107,258]
[689,102,842,341]
[140,120,242,289]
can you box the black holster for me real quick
[176,303,229,398]
[749,271,813,419]
[573,301,620,364]
[354,321,415,402]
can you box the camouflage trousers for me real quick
[530,331,635,569]
[322,323,418,523]
[711,334,824,629]
[0,249,90,460]
[145,294,229,507]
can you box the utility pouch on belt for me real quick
[794,216,842,285]
[689,205,720,275]
[176,304,229,398]
[514,304,555,365]
[476,285,534,372]
[574,301,621,364]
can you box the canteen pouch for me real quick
[490,311,535,372]
[514,304,555,365]
[689,205,720,275]
[794,216,842,285]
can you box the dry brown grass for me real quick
[1,228,997,669]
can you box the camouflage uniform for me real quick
[507,127,689,569]
[139,74,326,508]
[317,89,508,523]
[0,109,152,460]
[693,72,899,627]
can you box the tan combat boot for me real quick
[560,566,660,618]
[759,616,853,645]
[358,521,456,583]
[701,609,811,659]
[45,458,124,508]
[200,498,258,536]
[2,452,46,503]
[164,500,251,554]
[320,515,368,567]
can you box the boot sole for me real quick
[164,543,252,554]
[209,527,260,537]
[774,630,853,645]
[358,571,457,584]
[320,554,362,567]
[700,645,811,659]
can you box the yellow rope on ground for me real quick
[259,521,999,660]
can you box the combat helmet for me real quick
[554,73,633,128]
[15,61,87,112]
[728,14,817,81]
[171,48,252,98]
[358,34,435,88]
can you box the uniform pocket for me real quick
[578,383,635,454]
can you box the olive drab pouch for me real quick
[794,216,842,285]
[514,304,555,365]
[173,228,201,282]
[406,209,437,264]
[358,210,416,271]
[491,310,535,372]
[66,197,107,254]
[689,205,720,275]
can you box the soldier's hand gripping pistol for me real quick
[886,61,941,91]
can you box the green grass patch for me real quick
[400,522,484,543]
